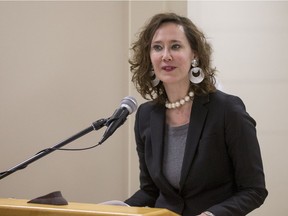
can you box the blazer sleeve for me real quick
[207,95,268,215]
[125,104,159,207]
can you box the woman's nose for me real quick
[162,49,172,61]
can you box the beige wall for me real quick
[0,1,131,203]
[188,1,288,215]
[0,0,186,204]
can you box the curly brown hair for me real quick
[130,12,216,105]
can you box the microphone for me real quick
[99,96,138,144]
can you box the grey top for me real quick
[162,123,189,189]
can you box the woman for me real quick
[125,13,268,216]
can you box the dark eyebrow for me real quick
[151,39,182,44]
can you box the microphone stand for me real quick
[0,118,108,180]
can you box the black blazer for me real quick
[125,90,268,216]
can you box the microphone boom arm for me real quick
[0,118,107,180]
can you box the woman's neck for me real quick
[164,82,190,103]
[166,101,192,127]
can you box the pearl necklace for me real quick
[165,91,194,109]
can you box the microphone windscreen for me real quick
[120,96,138,114]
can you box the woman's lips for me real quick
[162,66,176,71]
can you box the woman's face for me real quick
[150,22,195,87]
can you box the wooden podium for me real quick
[0,198,179,216]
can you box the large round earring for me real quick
[189,59,204,84]
[150,69,160,87]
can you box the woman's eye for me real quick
[152,45,162,51]
[172,44,181,50]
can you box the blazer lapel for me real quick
[150,105,165,174]
[179,94,209,190]
[150,105,179,194]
